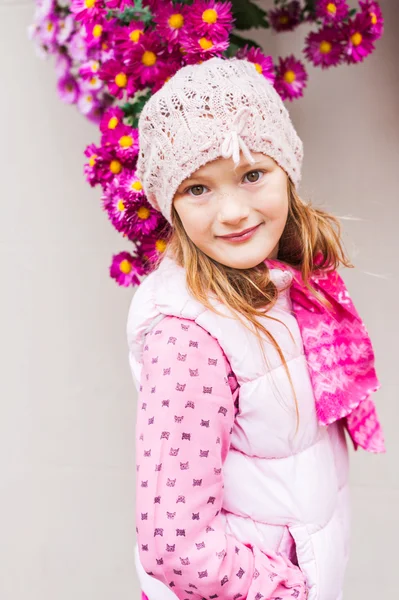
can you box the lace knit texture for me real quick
[136,315,307,600]
[136,57,304,224]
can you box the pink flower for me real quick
[139,226,171,267]
[341,12,375,64]
[315,1,349,24]
[269,1,301,32]
[113,21,146,58]
[180,31,229,63]
[359,1,384,40]
[57,74,79,104]
[236,45,275,85]
[119,170,145,199]
[67,31,89,62]
[110,124,139,163]
[82,18,109,48]
[123,194,161,238]
[55,54,72,77]
[126,31,167,87]
[153,2,188,51]
[56,14,75,45]
[304,26,344,68]
[274,55,308,101]
[151,60,182,93]
[100,107,125,136]
[184,0,234,42]
[70,0,105,24]
[77,89,101,115]
[99,59,136,98]
[84,143,126,188]
[110,251,142,287]
[106,187,131,233]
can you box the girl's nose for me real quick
[217,191,250,224]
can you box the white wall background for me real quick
[0,1,397,598]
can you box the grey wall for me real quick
[1,1,397,598]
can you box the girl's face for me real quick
[172,152,289,269]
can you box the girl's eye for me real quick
[187,184,208,197]
[243,170,264,183]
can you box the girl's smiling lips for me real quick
[216,223,263,242]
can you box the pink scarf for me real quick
[265,257,385,454]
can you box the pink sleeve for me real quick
[136,316,307,600]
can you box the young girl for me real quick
[126,57,385,600]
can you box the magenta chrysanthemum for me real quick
[315,1,349,24]
[236,45,275,85]
[70,0,105,24]
[58,75,79,104]
[359,1,384,40]
[113,21,146,57]
[99,59,136,98]
[185,0,234,42]
[126,31,167,87]
[110,251,142,287]
[123,195,161,238]
[274,55,308,101]
[179,32,228,63]
[269,1,301,33]
[139,229,170,266]
[109,124,139,163]
[153,2,188,51]
[342,13,375,64]
[119,171,145,199]
[304,26,344,68]
[100,106,125,136]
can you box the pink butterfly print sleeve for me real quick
[136,315,307,600]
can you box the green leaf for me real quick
[231,0,270,30]
[229,32,263,50]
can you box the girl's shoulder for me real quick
[144,315,239,402]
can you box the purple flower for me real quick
[123,194,162,238]
[315,1,349,24]
[110,251,142,287]
[236,46,275,85]
[77,90,101,116]
[56,14,75,46]
[269,1,301,32]
[153,2,188,51]
[139,226,171,267]
[304,26,344,69]
[184,0,234,43]
[342,12,376,64]
[359,1,384,40]
[67,31,89,62]
[274,55,308,101]
[57,74,79,104]
[179,31,229,63]
[100,107,125,136]
[113,21,146,58]
[110,124,139,163]
[99,59,136,98]
[126,31,167,87]
[70,0,105,24]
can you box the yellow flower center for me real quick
[202,8,218,24]
[91,61,99,72]
[92,24,102,38]
[284,70,296,83]
[326,3,337,14]
[86,95,93,103]
[131,181,143,191]
[319,40,332,54]
[108,116,119,129]
[119,259,132,274]
[117,199,125,212]
[85,0,95,8]
[254,63,262,74]
[155,239,167,253]
[110,160,122,174]
[102,42,108,50]
[169,13,184,29]
[137,206,150,220]
[279,15,289,25]
[199,37,213,50]
[119,135,133,148]
[115,72,127,88]
[142,51,157,66]
[89,154,97,167]
[47,22,54,32]
[90,76,97,85]
[351,32,363,46]
[130,29,143,43]
[370,12,377,25]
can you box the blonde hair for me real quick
[152,178,353,431]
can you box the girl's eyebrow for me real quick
[181,159,266,185]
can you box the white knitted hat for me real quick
[136,56,304,225]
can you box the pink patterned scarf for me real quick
[265,257,385,454]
